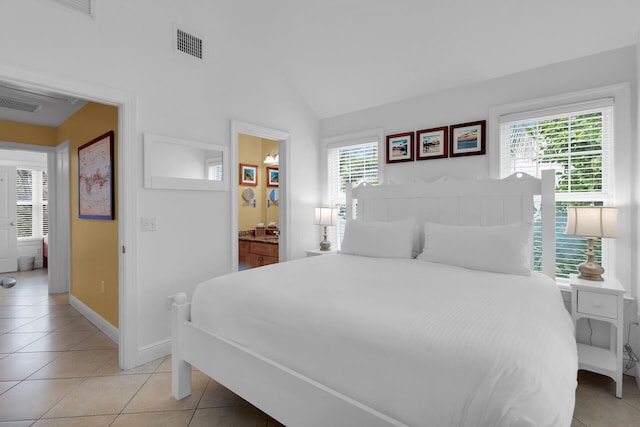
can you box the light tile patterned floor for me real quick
[0,268,639,426]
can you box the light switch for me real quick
[141,217,157,232]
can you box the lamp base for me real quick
[319,224,331,251]
[577,260,605,281]
[319,239,331,251]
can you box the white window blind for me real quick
[327,140,379,248]
[16,169,48,239]
[499,101,614,279]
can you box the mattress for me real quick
[191,253,577,427]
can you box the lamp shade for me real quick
[315,207,338,226]
[565,207,619,238]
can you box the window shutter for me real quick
[42,171,49,236]
[16,169,33,238]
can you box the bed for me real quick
[171,170,578,427]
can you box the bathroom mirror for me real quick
[144,133,228,191]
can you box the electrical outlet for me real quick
[141,217,157,232]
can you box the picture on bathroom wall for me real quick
[240,163,258,186]
[267,167,279,187]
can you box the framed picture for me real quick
[416,126,448,160]
[78,131,114,220]
[267,167,279,187]
[450,120,486,157]
[386,132,414,163]
[240,164,258,186]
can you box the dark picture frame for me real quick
[267,167,279,187]
[416,126,448,160]
[240,163,258,186]
[78,131,115,220]
[449,120,486,157]
[386,132,414,163]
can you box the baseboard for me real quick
[635,364,640,391]
[69,295,119,344]
[137,338,171,366]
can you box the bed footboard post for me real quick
[171,292,192,400]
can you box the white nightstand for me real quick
[305,249,337,257]
[570,273,625,398]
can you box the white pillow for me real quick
[417,222,533,275]
[340,218,416,258]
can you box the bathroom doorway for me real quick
[237,134,280,270]
[230,120,290,273]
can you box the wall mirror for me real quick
[144,133,229,191]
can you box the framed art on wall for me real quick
[267,167,279,187]
[386,132,414,163]
[450,120,486,157]
[78,130,114,220]
[416,126,448,160]
[240,163,258,186]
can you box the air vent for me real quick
[49,0,93,16]
[176,28,203,59]
[0,96,41,113]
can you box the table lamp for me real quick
[315,207,338,251]
[564,206,619,281]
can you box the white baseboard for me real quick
[137,338,171,366]
[69,295,119,344]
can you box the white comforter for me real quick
[191,254,577,427]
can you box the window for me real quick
[498,99,614,279]
[16,168,48,239]
[327,138,380,248]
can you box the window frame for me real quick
[489,84,631,284]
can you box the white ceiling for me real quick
[1,0,639,124]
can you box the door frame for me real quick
[230,120,291,271]
[0,164,17,273]
[0,64,139,370]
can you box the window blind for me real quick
[499,102,614,279]
[16,169,48,239]
[327,141,379,248]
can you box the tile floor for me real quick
[0,269,639,427]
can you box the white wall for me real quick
[0,1,320,365]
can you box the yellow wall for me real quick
[57,102,119,328]
[0,120,56,146]
[238,134,279,231]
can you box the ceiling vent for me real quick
[49,0,93,16]
[0,96,41,113]
[176,28,203,59]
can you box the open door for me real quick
[0,165,17,273]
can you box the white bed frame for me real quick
[171,170,556,426]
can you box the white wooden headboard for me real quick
[347,170,556,279]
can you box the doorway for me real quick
[230,121,290,273]
[0,70,138,369]
[0,150,49,275]
[237,134,280,270]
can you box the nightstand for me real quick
[570,273,625,398]
[305,249,337,257]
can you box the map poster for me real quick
[78,131,114,220]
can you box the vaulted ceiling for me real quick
[1,0,639,125]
